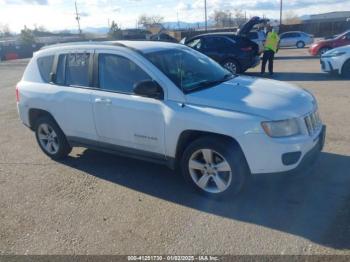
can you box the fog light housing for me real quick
[282,152,302,166]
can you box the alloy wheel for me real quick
[37,123,59,155]
[223,62,237,74]
[188,149,232,194]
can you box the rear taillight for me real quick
[241,47,253,52]
[16,85,20,102]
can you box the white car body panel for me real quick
[17,41,324,175]
[320,45,350,75]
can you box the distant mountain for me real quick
[58,20,214,35]
[162,20,215,29]
[62,27,109,34]
[300,15,311,21]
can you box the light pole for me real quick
[75,1,82,35]
[204,0,208,31]
[279,0,283,25]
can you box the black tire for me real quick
[319,47,331,56]
[34,116,72,160]
[341,60,350,79]
[180,136,249,197]
[296,41,305,48]
[222,59,241,74]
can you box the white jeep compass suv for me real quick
[17,41,326,196]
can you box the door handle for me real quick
[94,98,112,105]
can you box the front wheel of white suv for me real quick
[341,60,350,79]
[181,136,249,197]
[35,116,72,160]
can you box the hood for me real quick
[186,76,316,121]
[238,16,269,36]
[324,45,350,54]
[315,39,334,45]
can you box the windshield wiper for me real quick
[186,73,235,93]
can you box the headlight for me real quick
[322,50,346,58]
[261,119,301,138]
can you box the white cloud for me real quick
[1,0,350,32]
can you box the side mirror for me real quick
[133,80,164,100]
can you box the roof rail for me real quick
[40,41,126,50]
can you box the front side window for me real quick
[37,55,54,83]
[145,47,234,93]
[98,54,151,94]
[55,53,90,87]
[281,33,290,39]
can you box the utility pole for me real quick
[279,0,283,25]
[204,0,208,31]
[75,1,82,35]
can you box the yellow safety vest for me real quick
[265,32,279,53]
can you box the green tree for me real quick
[19,26,35,44]
[108,21,122,40]
[0,24,12,37]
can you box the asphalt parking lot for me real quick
[0,48,350,255]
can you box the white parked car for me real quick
[16,41,326,196]
[320,45,350,78]
[279,31,314,48]
[247,30,266,54]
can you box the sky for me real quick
[1,0,350,32]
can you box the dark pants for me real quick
[261,50,275,74]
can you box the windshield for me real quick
[144,47,234,93]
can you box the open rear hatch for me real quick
[237,16,269,55]
[237,16,269,37]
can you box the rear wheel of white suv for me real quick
[35,116,72,160]
[181,136,249,197]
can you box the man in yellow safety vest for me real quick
[261,28,280,76]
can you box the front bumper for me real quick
[309,45,319,56]
[320,58,339,73]
[240,125,326,175]
[282,125,326,175]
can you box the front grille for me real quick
[304,110,322,135]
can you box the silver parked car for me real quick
[279,31,314,48]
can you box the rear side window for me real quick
[206,36,234,49]
[55,53,90,87]
[98,54,151,94]
[37,55,54,83]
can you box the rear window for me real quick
[37,55,54,83]
[56,53,90,87]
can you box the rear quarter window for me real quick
[37,55,54,83]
